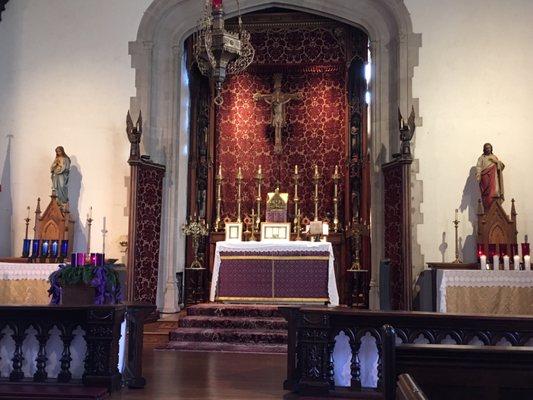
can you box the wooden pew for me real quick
[396,374,427,400]
[383,324,533,400]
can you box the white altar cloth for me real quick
[0,262,60,280]
[210,241,339,306]
[438,269,533,312]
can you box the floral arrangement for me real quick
[48,263,122,305]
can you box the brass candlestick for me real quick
[236,167,243,223]
[214,165,224,231]
[255,165,263,230]
[24,206,31,239]
[332,165,340,233]
[292,165,300,233]
[295,210,302,241]
[250,209,257,241]
[86,207,93,254]
[312,164,321,221]
[347,217,370,271]
[453,209,461,263]
[182,214,210,269]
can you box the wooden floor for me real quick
[111,348,294,400]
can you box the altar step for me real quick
[164,303,288,354]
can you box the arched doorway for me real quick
[129,0,421,312]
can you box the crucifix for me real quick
[253,74,302,154]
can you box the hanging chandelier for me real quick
[193,0,255,105]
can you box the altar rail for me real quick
[0,302,154,391]
[280,307,533,396]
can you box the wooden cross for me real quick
[253,74,302,154]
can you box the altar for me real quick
[209,241,339,306]
[0,262,59,304]
[437,269,533,315]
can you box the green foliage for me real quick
[56,264,119,287]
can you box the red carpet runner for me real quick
[164,303,287,354]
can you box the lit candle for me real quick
[514,255,521,271]
[295,165,298,174]
[503,255,510,270]
[480,255,487,270]
[493,255,500,270]
[218,164,222,178]
[258,165,262,174]
[525,255,531,270]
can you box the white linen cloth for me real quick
[0,262,60,280]
[209,241,339,306]
[438,269,533,312]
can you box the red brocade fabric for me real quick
[216,26,347,221]
[217,71,345,221]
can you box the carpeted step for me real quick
[186,303,282,318]
[162,340,287,354]
[178,315,287,330]
[169,327,287,344]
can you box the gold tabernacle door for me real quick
[266,188,288,222]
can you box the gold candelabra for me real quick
[453,209,461,263]
[346,217,370,271]
[292,165,300,233]
[182,214,210,269]
[214,165,224,231]
[332,165,340,233]
[312,164,321,221]
[255,165,263,230]
[236,167,243,223]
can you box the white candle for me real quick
[455,209,458,221]
[103,216,106,230]
[480,255,487,270]
[514,255,521,271]
[493,255,500,270]
[525,255,531,270]
[322,223,329,236]
[503,255,510,270]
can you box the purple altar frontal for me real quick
[210,242,339,305]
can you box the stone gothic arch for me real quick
[129,0,421,312]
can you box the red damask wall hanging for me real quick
[216,24,353,222]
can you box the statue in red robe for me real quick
[476,143,505,210]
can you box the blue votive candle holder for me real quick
[60,240,69,258]
[22,239,31,258]
[41,241,50,258]
[50,240,59,258]
[31,239,40,258]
